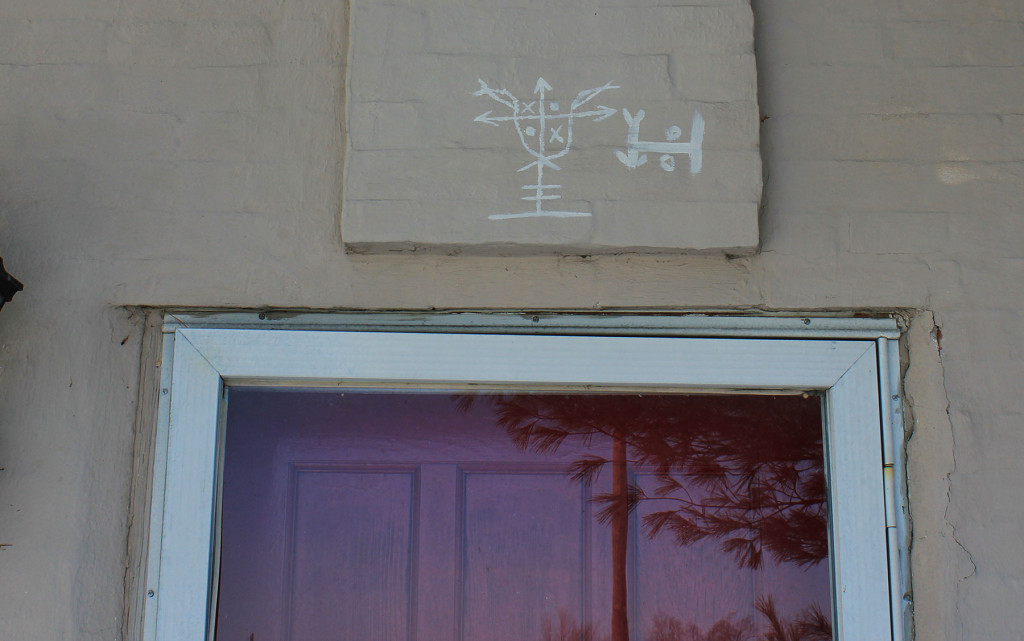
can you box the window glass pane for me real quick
[215,390,832,641]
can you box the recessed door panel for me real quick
[287,467,415,641]
[462,470,588,641]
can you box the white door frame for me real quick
[142,317,908,641]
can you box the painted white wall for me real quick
[0,0,1020,638]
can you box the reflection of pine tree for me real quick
[646,605,831,641]
[648,612,755,641]
[754,597,832,641]
[466,394,828,568]
[540,610,604,641]
[457,393,830,641]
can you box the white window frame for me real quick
[142,317,908,641]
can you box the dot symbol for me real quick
[660,154,675,172]
[525,126,537,136]
[666,125,683,141]
[549,102,559,112]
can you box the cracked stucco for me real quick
[904,312,974,641]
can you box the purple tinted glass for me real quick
[215,390,832,641]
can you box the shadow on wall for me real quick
[0,256,22,311]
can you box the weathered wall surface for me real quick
[0,0,1021,638]
[343,0,761,253]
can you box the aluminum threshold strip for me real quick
[163,311,900,339]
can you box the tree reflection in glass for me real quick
[458,393,832,641]
[214,390,833,641]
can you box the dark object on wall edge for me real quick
[0,257,23,311]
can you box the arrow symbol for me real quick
[617,108,645,169]
[474,110,502,126]
[615,149,648,169]
[581,105,618,122]
[534,77,553,95]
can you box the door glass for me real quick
[214,390,833,641]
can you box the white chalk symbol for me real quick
[616,108,704,175]
[474,77,618,220]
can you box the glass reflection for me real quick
[215,390,832,641]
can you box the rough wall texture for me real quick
[342,0,761,253]
[0,0,1021,639]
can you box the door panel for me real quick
[287,467,416,641]
[462,469,589,641]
